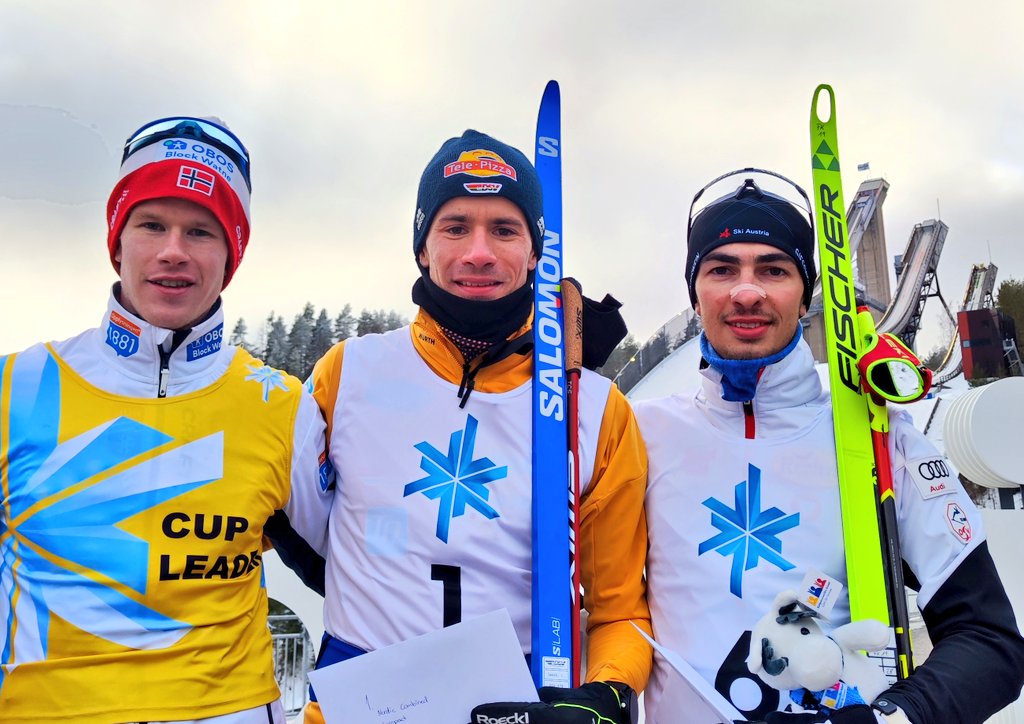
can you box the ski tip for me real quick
[543,79,560,99]
[811,83,836,125]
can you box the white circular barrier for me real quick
[943,377,1024,488]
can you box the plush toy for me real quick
[747,591,891,714]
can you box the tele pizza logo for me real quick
[177,165,216,196]
[444,149,518,181]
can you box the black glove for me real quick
[746,705,877,724]
[469,681,636,724]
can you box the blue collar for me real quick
[700,326,803,402]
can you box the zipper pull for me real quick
[157,345,172,398]
[158,364,169,398]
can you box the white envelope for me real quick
[308,609,539,723]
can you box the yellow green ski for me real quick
[809,84,910,682]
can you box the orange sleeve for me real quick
[310,340,346,443]
[579,386,653,692]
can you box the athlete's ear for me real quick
[799,302,807,318]
[417,245,430,269]
[694,300,701,317]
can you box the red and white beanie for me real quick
[105,124,252,288]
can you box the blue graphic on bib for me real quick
[186,323,223,362]
[0,347,224,688]
[698,463,800,597]
[404,414,508,543]
[106,319,140,358]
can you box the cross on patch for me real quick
[177,165,216,196]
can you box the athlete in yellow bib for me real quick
[0,117,333,724]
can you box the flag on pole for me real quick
[857,162,870,172]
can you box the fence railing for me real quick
[269,614,314,716]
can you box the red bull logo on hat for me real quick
[444,149,518,181]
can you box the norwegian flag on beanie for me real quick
[106,139,251,288]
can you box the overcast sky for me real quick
[2,1,1021,357]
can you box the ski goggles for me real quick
[121,116,251,191]
[687,167,814,238]
[857,325,933,403]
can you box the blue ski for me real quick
[531,79,575,689]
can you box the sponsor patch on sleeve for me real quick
[907,456,956,499]
[318,450,335,493]
[945,502,972,544]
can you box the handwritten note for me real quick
[309,609,538,723]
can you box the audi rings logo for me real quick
[918,459,950,481]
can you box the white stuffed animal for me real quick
[747,591,891,712]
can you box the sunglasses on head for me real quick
[122,116,251,191]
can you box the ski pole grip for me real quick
[562,277,584,375]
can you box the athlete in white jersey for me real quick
[0,117,333,724]
[636,170,1024,724]
[298,131,650,724]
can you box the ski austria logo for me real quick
[444,149,518,181]
[177,164,216,196]
[909,456,955,500]
[106,311,141,358]
[404,414,508,543]
[945,502,972,544]
[698,463,800,598]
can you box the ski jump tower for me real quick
[804,178,893,362]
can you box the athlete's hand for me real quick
[469,681,636,724]
[745,704,883,723]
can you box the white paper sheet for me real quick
[632,622,743,723]
[308,609,539,724]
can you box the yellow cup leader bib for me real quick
[0,344,300,723]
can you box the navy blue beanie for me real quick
[686,177,816,308]
[413,130,544,258]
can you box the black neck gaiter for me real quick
[411,270,534,346]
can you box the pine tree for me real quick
[597,335,640,381]
[997,278,1024,335]
[311,308,335,363]
[334,304,355,342]
[286,303,316,379]
[356,309,382,337]
[229,317,251,353]
[384,310,408,331]
[264,314,290,370]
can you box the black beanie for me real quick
[685,177,816,308]
[413,130,544,258]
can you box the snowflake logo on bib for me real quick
[245,363,288,402]
[698,463,800,597]
[404,414,508,543]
